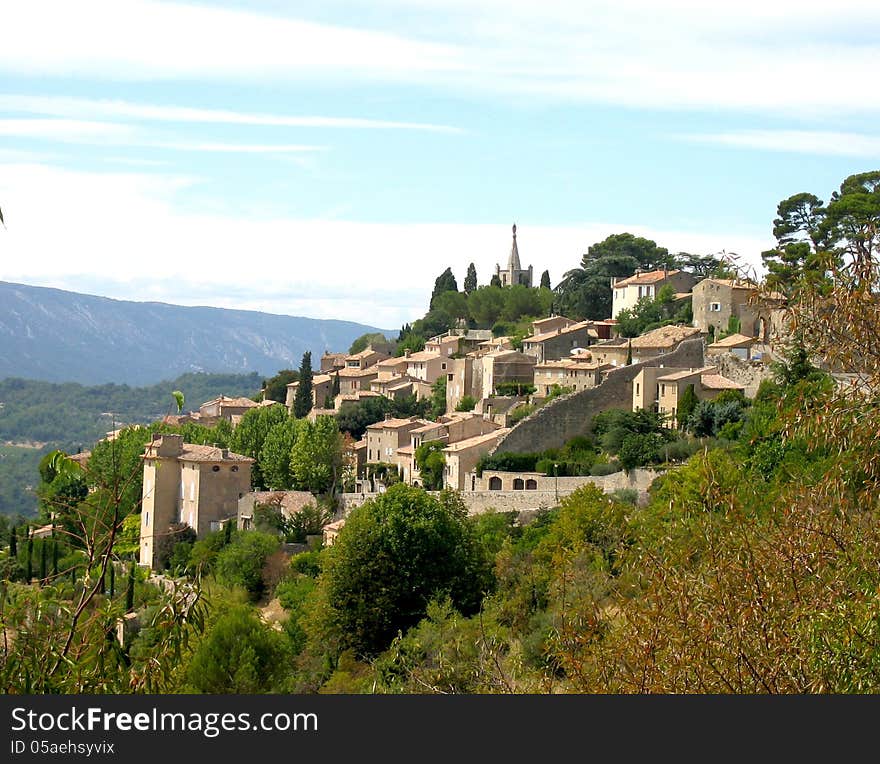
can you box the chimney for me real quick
[385,413,393,421]
[405,349,411,358]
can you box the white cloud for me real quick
[0,94,464,133]
[2,0,879,113]
[0,118,326,153]
[680,130,880,158]
[0,162,773,329]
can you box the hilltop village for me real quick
[131,224,788,569]
[5,164,880,694]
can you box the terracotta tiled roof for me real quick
[630,324,701,349]
[613,269,682,288]
[524,321,592,344]
[405,351,442,362]
[366,417,430,431]
[179,444,254,463]
[442,429,510,453]
[338,366,381,377]
[656,366,717,382]
[700,374,746,391]
[708,333,755,349]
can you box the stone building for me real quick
[139,434,253,569]
[610,269,697,319]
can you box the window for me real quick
[709,302,722,312]
[635,382,640,396]
[441,362,447,370]
[231,465,239,472]
[525,479,537,490]
[144,511,149,526]
[212,465,220,472]
[513,478,524,490]
[488,476,502,490]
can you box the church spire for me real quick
[508,223,521,272]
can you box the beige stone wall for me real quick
[491,338,705,454]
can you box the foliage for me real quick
[309,485,493,658]
[293,351,314,419]
[495,381,536,397]
[540,270,551,290]
[215,531,281,599]
[185,606,290,693]
[677,384,698,426]
[414,440,446,490]
[430,376,447,419]
[229,404,289,488]
[454,395,477,412]
[464,263,478,294]
[259,415,299,490]
[429,267,459,309]
[290,416,344,495]
[262,369,299,404]
[349,333,390,355]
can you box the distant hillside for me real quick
[0,371,263,516]
[0,281,391,385]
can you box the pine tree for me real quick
[540,270,551,290]
[464,263,478,293]
[293,351,314,419]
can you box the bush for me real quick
[590,461,621,476]
[455,395,477,412]
[215,532,281,599]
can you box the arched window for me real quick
[525,479,538,490]
[513,478,524,490]
[488,476,502,490]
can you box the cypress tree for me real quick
[293,351,314,419]
[9,526,16,558]
[490,273,502,288]
[626,339,633,366]
[464,263,478,293]
[430,267,459,308]
[26,534,33,583]
[223,518,233,546]
[39,539,47,584]
[540,270,551,290]
[125,563,136,612]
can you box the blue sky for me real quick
[0,0,877,330]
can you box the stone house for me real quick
[533,357,611,396]
[285,373,334,412]
[237,490,315,530]
[592,325,702,367]
[364,416,431,467]
[521,321,593,364]
[610,269,697,319]
[198,395,260,425]
[706,333,756,360]
[691,278,783,340]
[320,352,347,373]
[473,349,537,400]
[655,366,745,426]
[404,350,450,386]
[442,428,511,491]
[139,434,253,569]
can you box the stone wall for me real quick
[710,352,775,398]
[455,467,662,515]
[491,337,705,454]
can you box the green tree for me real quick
[290,416,344,495]
[464,263,478,294]
[490,273,502,288]
[455,395,477,412]
[677,384,698,427]
[349,333,389,355]
[430,267,459,309]
[430,376,447,419]
[555,232,671,320]
[186,606,290,693]
[467,285,506,327]
[540,270,551,290]
[260,415,299,490]
[262,369,299,404]
[215,532,281,598]
[311,485,492,657]
[414,440,446,490]
[229,404,288,488]
[293,351,314,419]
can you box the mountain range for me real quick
[0,281,392,385]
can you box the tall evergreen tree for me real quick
[430,267,459,309]
[490,273,502,288]
[293,351,314,419]
[125,563,135,612]
[540,270,551,290]
[464,263,478,293]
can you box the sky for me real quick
[0,0,878,332]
